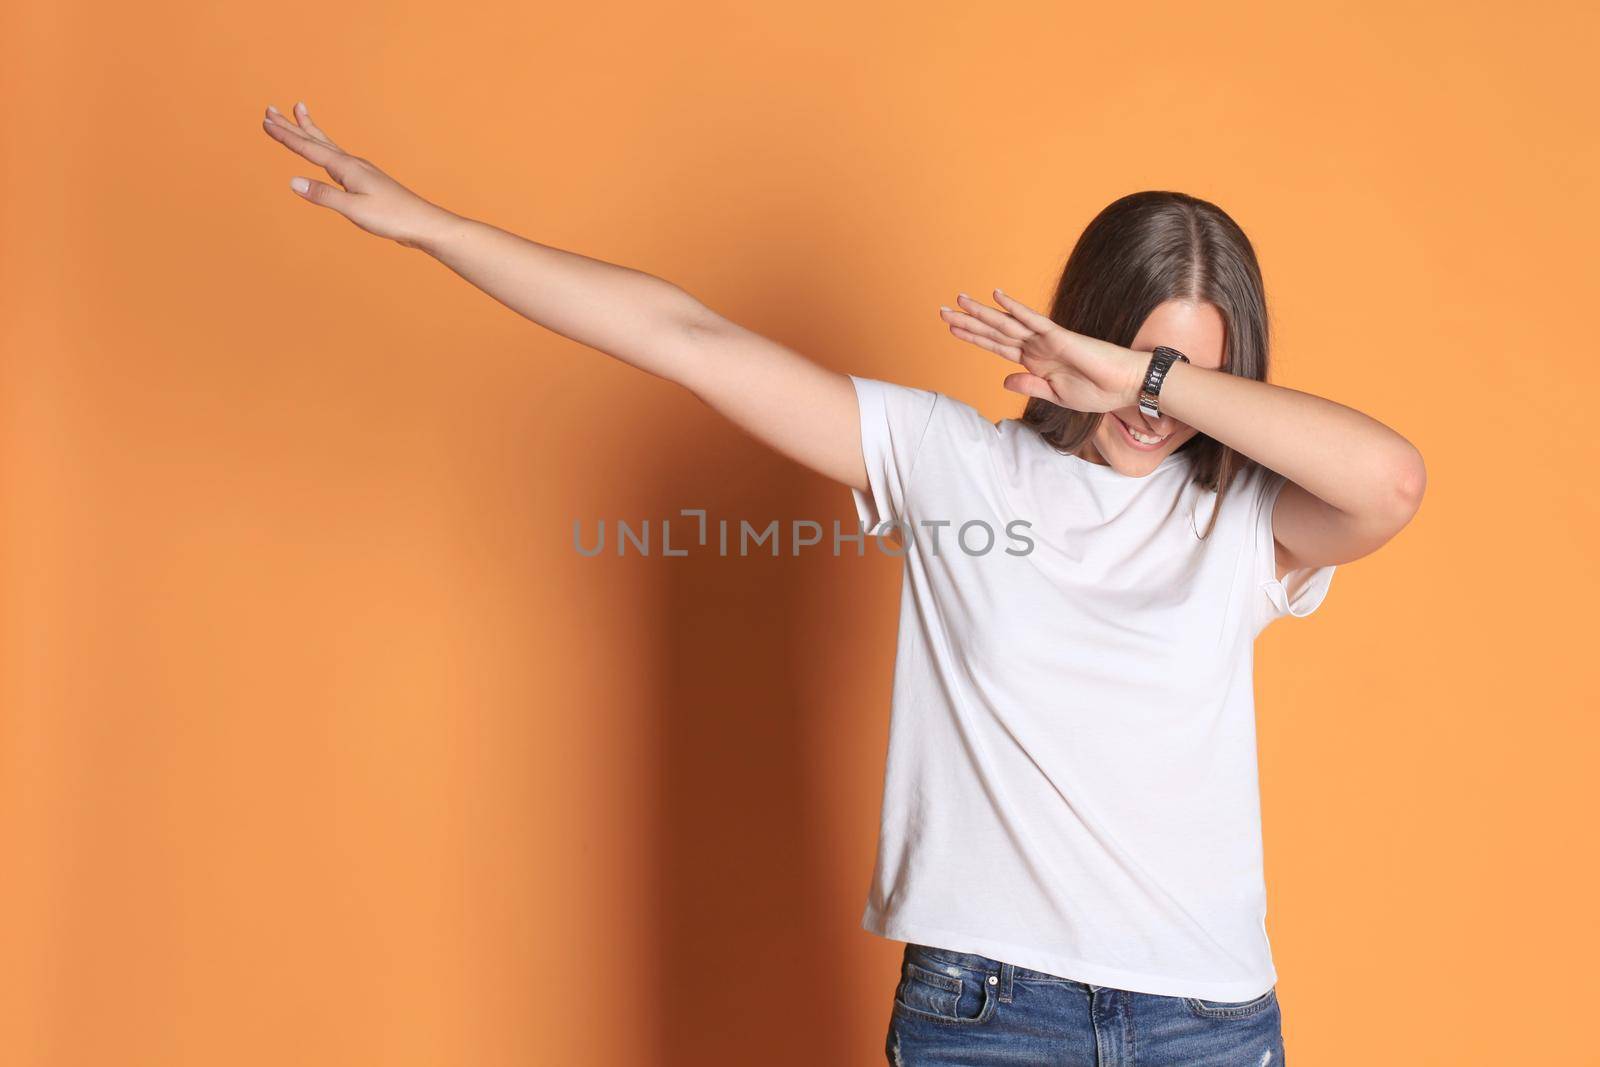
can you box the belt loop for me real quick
[997,961,1015,1003]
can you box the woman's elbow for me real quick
[1387,445,1427,523]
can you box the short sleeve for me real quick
[850,375,940,534]
[1251,467,1337,634]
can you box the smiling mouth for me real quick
[1112,414,1169,449]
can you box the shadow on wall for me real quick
[641,426,865,1066]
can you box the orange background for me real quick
[3,2,1596,1064]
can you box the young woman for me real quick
[261,101,1425,1066]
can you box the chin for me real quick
[1109,450,1168,476]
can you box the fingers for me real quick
[261,110,336,164]
[289,101,341,149]
[945,319,1024,362]
[1003,372,1059,403]
[991,289,1057,333]
[939,304,1024,358]
[263,106,297,135]
[261,107,356,185]
[288,175,358,214]
[263,102,338,150]
[954,292,1033,341]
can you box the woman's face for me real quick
[1078,299,1228,475]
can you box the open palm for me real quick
[939,290,1144,413]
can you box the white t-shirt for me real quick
[849,375,1336,1002]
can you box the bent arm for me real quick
[939,287,1425,581]
[1153,361,1426,579]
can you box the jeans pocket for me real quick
[893,956,997,1026]
[1183,987,1278,1020]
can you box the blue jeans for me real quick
[886,943,1286,1067]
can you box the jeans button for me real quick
[987,975,998,985]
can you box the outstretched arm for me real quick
[260,101,867,491]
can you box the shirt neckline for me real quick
[1056,442,1193,480]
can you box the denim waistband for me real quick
[905,942,1092,996]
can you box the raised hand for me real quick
[939,289,1148,413]
[260,101,454,249]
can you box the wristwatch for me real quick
[1137,346,1190,419]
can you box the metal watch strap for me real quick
[1137,346,1190,419]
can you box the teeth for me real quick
[1124,422,1165,445]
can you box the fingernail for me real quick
[958,292,969,300]
[290,177,310,194]
[267,104,280,114]
[939,305,951,313]
[295,101,307,112]
[995,288,1006,296]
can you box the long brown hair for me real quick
[1022,190,1271,539]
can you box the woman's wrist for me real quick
[405,207,473,256]
[1120,348,1153,408]
[1120,348,1201,412]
